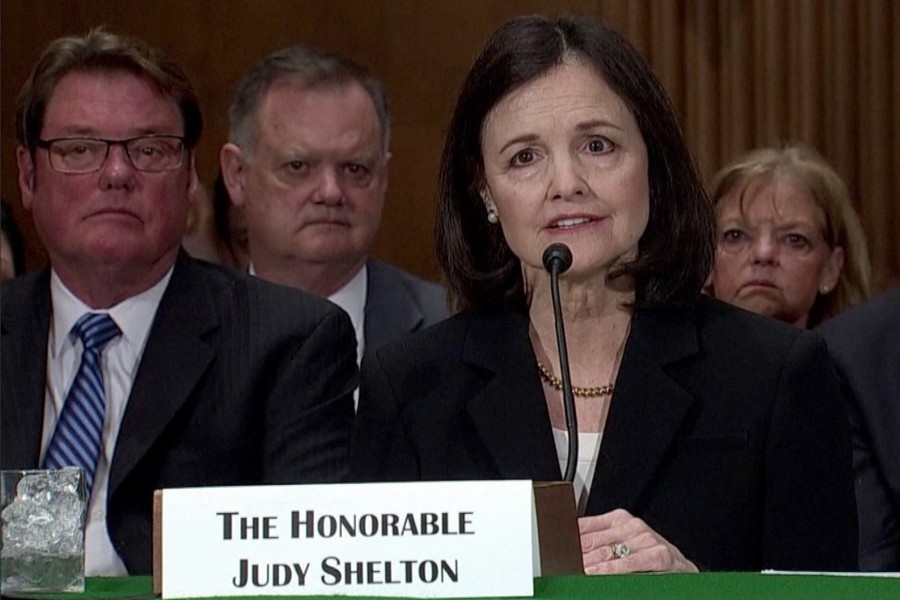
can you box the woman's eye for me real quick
[511,149,535,166]
[784,233,810,248]
[722,229,746,244]
[586,138,612,154]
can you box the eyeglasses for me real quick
[36,135,187,173]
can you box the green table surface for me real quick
[4,573,899,600]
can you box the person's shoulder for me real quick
[818,286,900,340]
[367,259,448,318]
[647,297,836,402]
[657,294,807,348]
[370,307,520,369]
[373,309,469,360]
[182,256,348,327]
[685,294,822,365]
[1,271,46,319]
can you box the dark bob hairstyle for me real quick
[437,14,715,311]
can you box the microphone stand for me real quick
[542,244,578,483]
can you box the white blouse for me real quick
[551,428,603,515]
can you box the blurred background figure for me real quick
[181,173,250,268]
[1,199,26,280]
[212,169,250,268]
[180,180,221,264]
[707,144,871,328]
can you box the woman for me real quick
[351,15,857,573]
[707,145,871,328]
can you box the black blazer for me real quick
[1,252,358,574]
[819,287,900,571]
[351,295,858,571]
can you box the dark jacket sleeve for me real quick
[262,303,358,484]
[763,331,859,571]
[841,374,900,571]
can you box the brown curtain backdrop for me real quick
[2,0,897,290]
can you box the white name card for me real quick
[160,481,535,599]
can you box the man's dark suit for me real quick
[363,259,448,355]
[351,295,858,571]
[819,287,900,571]
[1,252,357,574]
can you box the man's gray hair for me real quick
[228,46,390,157]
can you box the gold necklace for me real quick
[536,361,614,397]
[536,320,631,398]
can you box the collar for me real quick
[49,267,174,373]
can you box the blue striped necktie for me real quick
[43,312,121,495]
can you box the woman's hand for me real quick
[578,508,699,574]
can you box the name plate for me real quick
[158,481,535,598]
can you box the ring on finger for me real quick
[611,541,631,559]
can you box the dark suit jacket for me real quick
[819,287,900,571]
[1,252,358,574]
[351,295,858,571]
[363,259,448,355]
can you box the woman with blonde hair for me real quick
[708,144,871,328]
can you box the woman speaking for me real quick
[351,14,857,574]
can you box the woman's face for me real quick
[479,58,649,283]
[708,176,844,328]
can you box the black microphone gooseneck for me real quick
[541,243,578,482]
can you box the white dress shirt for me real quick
[41,268,172,575]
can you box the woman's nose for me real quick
[750,233,778,264]
[547,154,587,201]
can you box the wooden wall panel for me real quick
[718,1,751,162]
[2,0,897,290]
[894,2,900,270]
[861,0,893,279]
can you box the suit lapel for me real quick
[586,306,699,515]
[364,260,424,352]
[109,254,217,494]
[0,272,52,468]
[463,311,562,481]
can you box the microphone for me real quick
[541,243,578,482]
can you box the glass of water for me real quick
[1,468,87,593]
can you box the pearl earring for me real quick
[820,285,830,293]
[487,208,499,224]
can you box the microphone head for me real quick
[542,243,573,273]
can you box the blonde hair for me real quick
[711,144,871,327]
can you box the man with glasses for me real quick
[1,29,358,575]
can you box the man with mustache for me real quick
[220,47,447,375]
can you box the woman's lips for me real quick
[743,279,779,290]
[547,215,602,230]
